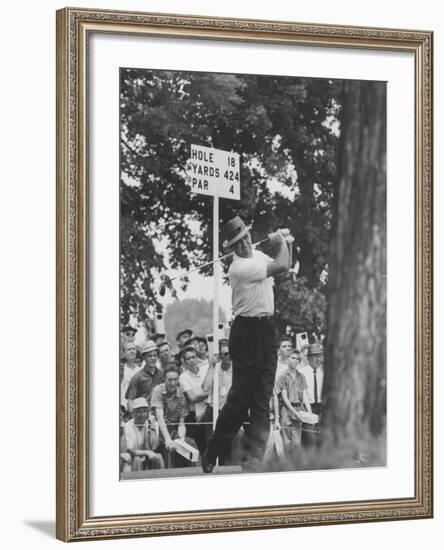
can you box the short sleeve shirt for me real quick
[229,250,274,317]
[207,365,233,409]
[179,369,207,417]
[277,369,307,405]
[298,364,324,403]
[123,419,152,451]
[151,383,188,425]
[120,363,142,407]
[125,367,164,403]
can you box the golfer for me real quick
[203,216,291,473]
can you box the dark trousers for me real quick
[200,404,233,465]
[185,411,207,456]
[301,403,322,449]
[208,316,278,463]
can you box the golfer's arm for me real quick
[266,238,289,277]
[287,239,293,270]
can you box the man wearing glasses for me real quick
[179,346,209,456]
[200,339,233,462]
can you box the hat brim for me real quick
[176,330,192,341]
[183,338,197,347]
[222,225,251,249]
[307,349,324,356]
[141,347,158,355]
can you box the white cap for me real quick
[132,397,149,409]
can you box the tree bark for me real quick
[322,81,387,457]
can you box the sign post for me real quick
[212,194,220,428]
[187,144,240,429]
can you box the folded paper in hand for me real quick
[173,439,200,462]
[298,411,319,424]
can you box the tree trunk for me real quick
[322,81,387,459]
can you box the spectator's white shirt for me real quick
[197,357,209,380]
[123,419,150,450]
[180,368,207,417]
[275,359,289,382]
[298,364,324,403]
[120,363,142,408]
[207,365,233,410]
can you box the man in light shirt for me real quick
[151,365,196,467]
[121,397,164,472]
[183,336,210,379]
[158,341,178,370]
[120,341,142,411]
[299,342,324,449]
[179,346,209,456]
[276,337,292,379]
[203,216,291,473]
[276,349,312,455]
[298,342,324,416]
[201,340,233,463]
[270,336,293,429]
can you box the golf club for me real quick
[158,229,296,297]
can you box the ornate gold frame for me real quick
[56,7,433,542]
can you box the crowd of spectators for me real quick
[119,325,324,474]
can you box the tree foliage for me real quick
[120,68,342,334]
[274,276,327,337]
[163,299,227,350]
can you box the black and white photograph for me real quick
[119,67,387,480]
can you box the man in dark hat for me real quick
[158,341,178,371]
[121,324,137,344]
[299,342,324,449]
[152,333,166,347]
[177,329,193,345]
[174,329,193,364]
[203,216,291,473]
[298,342,324,416]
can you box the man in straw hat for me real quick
[203,216,291,473]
